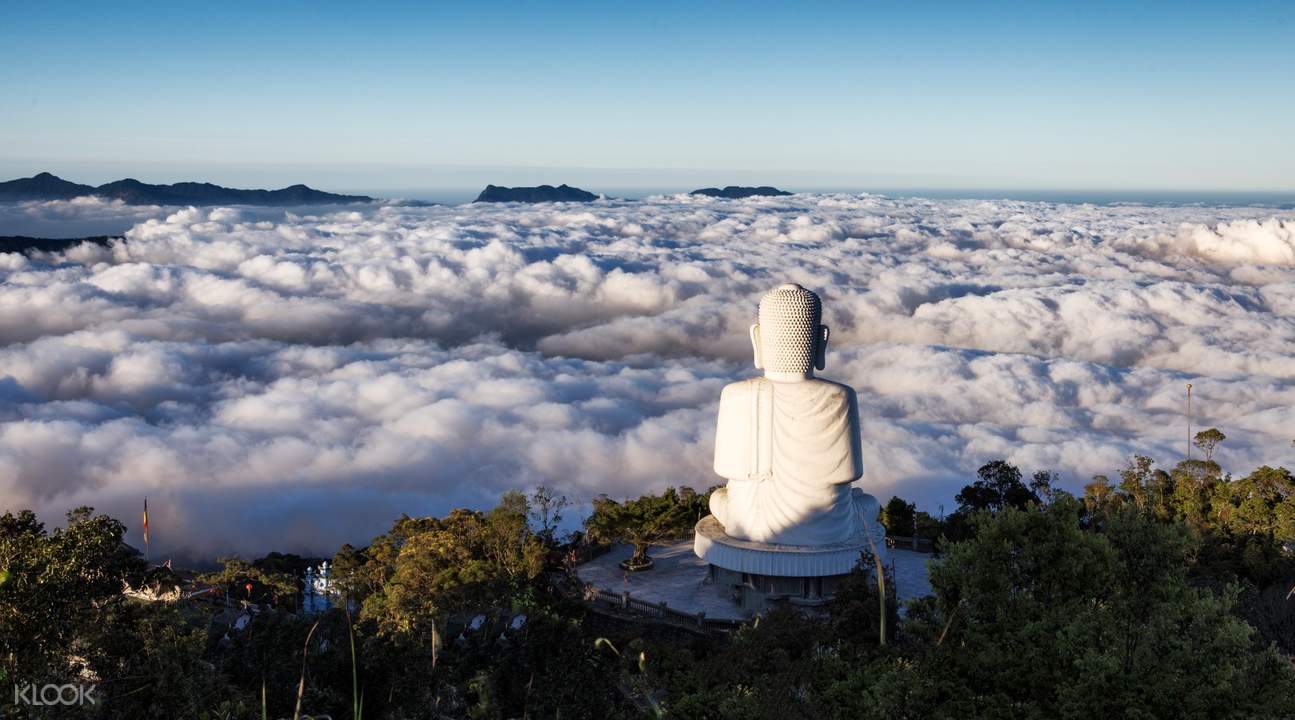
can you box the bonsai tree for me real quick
[585,487,703,569]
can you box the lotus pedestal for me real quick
[693,514,886,613]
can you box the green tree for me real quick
[327,542,368,608]
[483,491,548,581]
[200,556,298,608]
[1083,474,1119,515]
[905,499,1295,718]
[1030,469,1061,505]
[329,513,442,611]
[0,507,142,684]
[1194,427,1227,463]
[89,603,251,718]
[584,487,704,567]
[942,460,1040,542]
[954,460,1039,514]
[828,557,898,647]
[359,493,545,639]
[650,607,840,720]
[1115,454,1176,521]
[1214,465,1295,538]
[879,496,916,536]
[529,485,571,546]
[912,510,942,541]
[1170,458,1224,528]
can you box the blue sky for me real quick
[1,0,1292,193]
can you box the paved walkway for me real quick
[891,546,934,599]
[575,539,934,621]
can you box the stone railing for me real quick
[885,535,936,553]
[583,584,743,631]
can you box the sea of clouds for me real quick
[2,193,1294,559]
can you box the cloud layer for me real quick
[2,194,1294,558]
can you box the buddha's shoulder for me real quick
[718,378,765,403]
[813,379,857,401]
[721,377,855,401]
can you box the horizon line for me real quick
[7,169,1295,200]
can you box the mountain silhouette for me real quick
[0,172,96,200]
[690,185,791,199]
[0,172,374,206]
[473,184,598,203]
[1,234,117,255]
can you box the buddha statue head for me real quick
[750,283,829,381]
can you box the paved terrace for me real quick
[576,540,934,621]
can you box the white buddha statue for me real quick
[708,283,879,546]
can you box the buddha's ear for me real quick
[750,323,763,369]
[815,325,829,370]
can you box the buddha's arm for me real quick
[713,381,754,480]
[841,385,865,483]
[813,382,864,486]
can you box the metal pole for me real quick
[1186,383,1193,461]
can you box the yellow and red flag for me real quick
[143,497,149,545]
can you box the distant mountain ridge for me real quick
[474,184,599,203]
[690,185,792,199]
[1,234,118,255]
[0,172,374,206]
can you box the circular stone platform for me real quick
[693,514,885,577]
[574,539,933,621]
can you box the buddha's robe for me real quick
[709,377,871,545]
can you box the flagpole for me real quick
[1186,384,1193,461]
